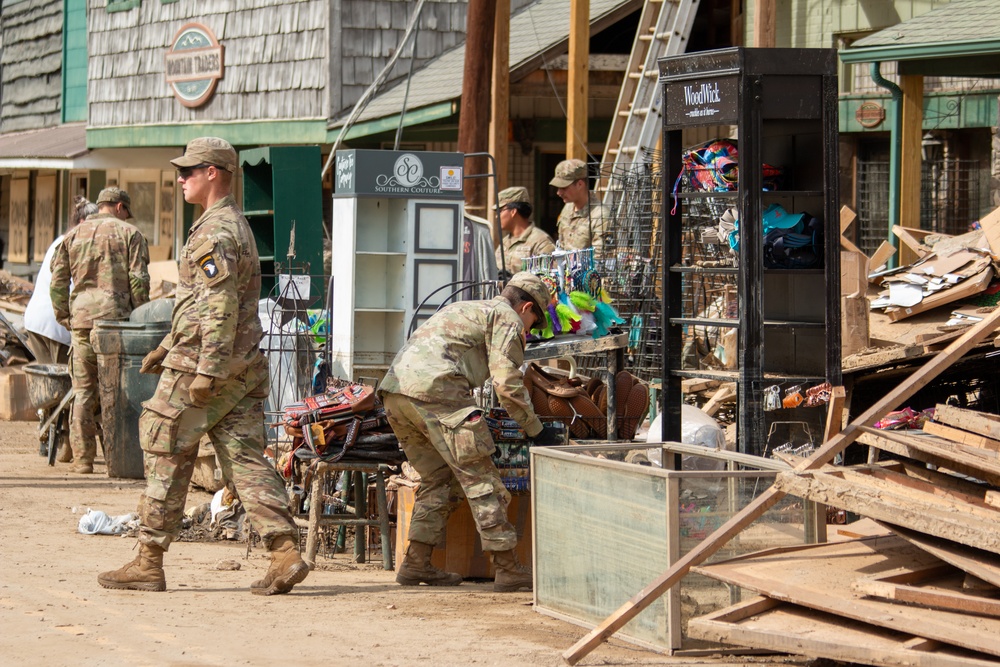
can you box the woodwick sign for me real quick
[165,23,224,108]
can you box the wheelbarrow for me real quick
[24,363,73,466]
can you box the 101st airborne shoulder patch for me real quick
[192,239,230,286]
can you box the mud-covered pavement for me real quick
[0,419,810,667]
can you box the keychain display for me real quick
[518,248,625,340]
[763,385,782,411]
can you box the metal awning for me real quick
[0,123,89,169]
[840,0,1000,77]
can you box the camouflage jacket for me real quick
[50,212,150,329]
[556,192,612,259]
[379,297,543,437]
[160,194,264,380]
[495,223,555,273]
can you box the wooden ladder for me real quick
[599,0,700,195]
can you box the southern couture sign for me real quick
[165,23,224,108]
[334,150,465,199]
[855,101,886,129]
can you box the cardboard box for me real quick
[395,484,532,578]
[0,366,37,421]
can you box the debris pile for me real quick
[688,401,1000,666]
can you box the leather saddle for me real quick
[522,363,650,441]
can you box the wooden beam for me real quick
[753,0,776,48]
[899,74,924,267]
[487,0,510,248]
[561,304,1000,665]
[566,0,589,160]
[701,382,736,416]
[934,403,1000,441]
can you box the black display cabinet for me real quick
[659,47,842,456]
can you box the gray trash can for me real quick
[93,300,174,479]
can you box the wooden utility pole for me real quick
[753,0,776,48]
[899,74,925,266]
[488,0,511,247]
[567,0,589,160]
[458,0,498,216]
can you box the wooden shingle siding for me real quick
[87,0,329,128]
[0,0,62,133]
[333,0,469,116]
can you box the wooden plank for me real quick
[773,467,1000,554]
[701,382,736,417]
[870,241,896,272]
[561,305,1000,665]
[693,535,1000,657]
[858,427,1000,485]
[886,523,1000,590]
[923,420,1000,453]
[892,224,932,258]
[689,596,998,667]
[855,571,1000,619]
[887,266,994,322]
[934,404,1000,441]
[841,234,865,255]
[681,378,717,394]
[840,204,858,234]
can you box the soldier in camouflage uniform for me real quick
[50,187,150,474]
[380,272,564,592]
[494,186,555,276]
[98,138,308,596]
[550,158,613,259]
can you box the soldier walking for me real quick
[50,187,150,473]
[99,137,308,596]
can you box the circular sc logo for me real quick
[394,154,424,187]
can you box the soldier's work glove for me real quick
[531,424,565,447]
[189,374,214,408]
[140,346,168,375]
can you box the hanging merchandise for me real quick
[763,385,782,411]
[520,248,624,340]
[670,138,784,214]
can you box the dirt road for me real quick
[0,420,808,667]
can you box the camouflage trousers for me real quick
[69,328,100,462]
[382,392,516,552]
[136,355,296,550]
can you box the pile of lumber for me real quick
[684,402,1000,665]
[559,307,1000,667]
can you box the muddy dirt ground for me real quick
[0,420,815,667]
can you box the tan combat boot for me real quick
[490,548,533,592]
[250,535,309,596]
[395,541,462,586]
[71,459,94,474]
[98,544,166,592]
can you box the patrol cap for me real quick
[170,136,238,173]
[96,186,133,218]
[549,159,588,187]
[507,271,551,321]
[495,186,530,210]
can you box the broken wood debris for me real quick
[689,399,1000,666]
[562,305,1000,665]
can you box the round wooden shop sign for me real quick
[164,23,225,109]
[855,101,886,129]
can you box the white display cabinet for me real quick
[330,150,466,382]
